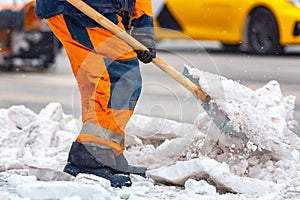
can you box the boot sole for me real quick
[63,163,132,188]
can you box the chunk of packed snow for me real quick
[0,109,18,130]
[126,114,200,140]
[184,179,216,195]
[6,174,37,187]
[16,181,111,200]
[147,157,279,195]
[7,105,38,129]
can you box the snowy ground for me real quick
[1,69,300,199]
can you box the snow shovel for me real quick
[66,0,246,139]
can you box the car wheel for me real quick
[247,8,284,54]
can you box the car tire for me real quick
[247,8,284,55]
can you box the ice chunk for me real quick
[147,157,279,195]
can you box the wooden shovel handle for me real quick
[66,0,208,102]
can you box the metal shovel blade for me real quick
[182,67,247,139]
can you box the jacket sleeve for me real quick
[133,0,153,19]
[131,0,154,38]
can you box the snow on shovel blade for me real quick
[183,67,297,161]
[182,67,247,139]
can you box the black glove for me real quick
[131,28,156,64]
[129,14,156,63]
[135,47,156,64]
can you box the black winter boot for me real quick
[63,142,147,187]
[63,163,132,188]
[63,142,132,188]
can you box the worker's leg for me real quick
[47,14,145,187]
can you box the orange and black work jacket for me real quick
[35,0,136,19]
[35,0,154,37]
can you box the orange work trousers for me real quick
[47,13,142,156]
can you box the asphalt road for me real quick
[0,40,299,134]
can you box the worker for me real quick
[34,0,156,188]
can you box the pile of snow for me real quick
[0,68,300,199]
[0,103,79,173]
[185,68,299,157]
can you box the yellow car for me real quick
[152,0,300,54]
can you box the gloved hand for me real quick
[129,14,156,64]
[131,28,156,64]
[135,47,156,64]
